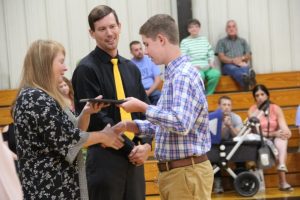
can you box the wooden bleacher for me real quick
[0,71,299,195]
[145,71,300,195]
[0,89,18,126]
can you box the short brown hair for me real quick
[139,14,179,45]
[187,19,201,28]
[218,95,232,104]
[88,5,119,31]
[129,40,141,50]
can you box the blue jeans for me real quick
[149,89,161,105]
[222,64,250,88]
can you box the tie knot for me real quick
[111,58,118,65]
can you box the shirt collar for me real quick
[226,35,239,41]
[94,46,125,64]
[165,55,189,79]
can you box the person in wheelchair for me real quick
[213,96,244,193]
[248,84,293,191]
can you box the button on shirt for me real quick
[215,36,251,58]
[135,55,211,161]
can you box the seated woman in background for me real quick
[13,40,124,199]
[58,76,75,112]
[248,84,293,191]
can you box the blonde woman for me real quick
[13,40,124,199]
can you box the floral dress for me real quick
[14,88,87,199]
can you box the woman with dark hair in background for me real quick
[248,84,293,191]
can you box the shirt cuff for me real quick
[66,131,89,164]
[134,119,155,137]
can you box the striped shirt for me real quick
[135,55,211,161]
[180,35,214,69]
[215,36,251,58]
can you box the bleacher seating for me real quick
[0,89,17,126]
[0,71,299,195]
[144,71,300,195]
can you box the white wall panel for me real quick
[227,0,249,42]
[289,0,300,71]
[65,0,90,77]
[1,0,299,89]
[269,0,292,72]
[127,0,148,44]
[45,0,71,77]
[3,0,27,88]
[192,0,209,40]
[0,0,9,89]
[24,0,48,44]
[207,0,228,47]
[248,0,272,73]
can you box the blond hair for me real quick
[18,40,67,108]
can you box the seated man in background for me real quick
[215,20,256,91]
[180,19,220,95]
[213,95,244,193]
[130,40,162,105]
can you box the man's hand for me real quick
[233,57,243,65]
[128,144,151,166]
[145,90,151,96]
[223,115,232,127]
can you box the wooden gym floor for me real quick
[146,186,300,200]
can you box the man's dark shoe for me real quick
[242,74,250,91]
[249,69,257,89]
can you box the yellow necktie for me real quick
[111,58,134,140]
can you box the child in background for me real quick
[58,76,75,112]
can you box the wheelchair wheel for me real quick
[233,171,259,197]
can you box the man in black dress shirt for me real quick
[72,5,152,200]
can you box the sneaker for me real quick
[213,177,224,194]
[248,69,257,89]
[242,74,250,91]
[279,183,294,191]
[277,164,288,172]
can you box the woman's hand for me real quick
[82,95,110,115]
[275,129,291,140]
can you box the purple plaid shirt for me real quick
[135,55,211,161]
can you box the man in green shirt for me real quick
[180,19,221,95]
[215,20,256,90]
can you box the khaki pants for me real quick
[158,160,213,200]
